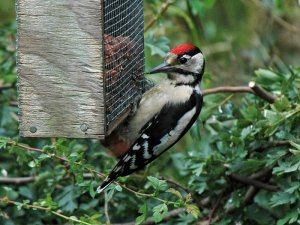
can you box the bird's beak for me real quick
[147,63,172,74]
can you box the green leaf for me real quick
[68,152,79,164]
[145,34,169,57]
[89,182,96,198]
[190,162,205,176]
[245,204,273,225]
[115,185,122,192]
[0,137,11,149]
[136,203,148,225]
[255,69,282,84]
[200,94,233,121]
[277,210,299,225]
[229,159,266,175]
[0,187,8,198]
[90,213,102,220]
[273,156,300,175]
[19,186,33,199]
[28,160,37,168]
[56,185,78,212]
[9,144,29,165]
[289,141,300,155]
[167,188,182,199]
[290,141,300,151]
[38,195,53,209]
[38,153,51,160]
[186,204,200,219]
[16,201,24,210]
[3,187,18,201]
[105,185,115,202]
[273,96,291,112]
[152,203,168,223]
[147,176,168,192]
[270,192,297,207]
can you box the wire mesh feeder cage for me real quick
[17,0,145,139]
[103,0,145,133]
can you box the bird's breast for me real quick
[120,82,195,143]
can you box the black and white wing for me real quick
[97,90,202,193]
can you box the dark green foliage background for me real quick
[1,0,300,224]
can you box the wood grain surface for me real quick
[17,0,105,138]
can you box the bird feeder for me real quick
[16,0,145,139]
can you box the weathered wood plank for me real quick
[17,0,105,138]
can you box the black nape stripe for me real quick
[174,60,206,86]
[177,47,201,58]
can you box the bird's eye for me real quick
[178,57,187,64]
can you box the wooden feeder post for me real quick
[16,0,145,139]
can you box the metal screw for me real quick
[29,126,37,133]
[80,123,88,132]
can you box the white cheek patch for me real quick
[152,107,197,156]
[190,53,204,73]
[178,53,204,74]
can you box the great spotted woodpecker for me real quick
[97,44,205,193]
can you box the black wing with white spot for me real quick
[97,90,203,193]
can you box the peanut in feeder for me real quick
[16,0,145,139]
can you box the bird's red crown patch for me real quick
[170,44,196,55]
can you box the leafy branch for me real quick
[6,141,106,178]
[0,140,186,206]
[0,197,92,225]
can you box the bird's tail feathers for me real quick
[96,177,115,194]
[97,158,125,194]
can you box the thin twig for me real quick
[243,186,258,206]
[229,173,279,192]
[249,167,272,180]
[273,15,300,34]
[0,198,91,225]
[159,176,189,193]
[202,86,254,96]
[0,85,13,92]
[253,140,291,153]
[248,81,277,103]
[0,176,37,185]
[202,83,277,104]
[9,101,18,107]
[249,0,300,34]
[208,190,226,225]
[224,186,259,215]
[0,173,94,185]
[145,1,175,33]
[104,192,111,225]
